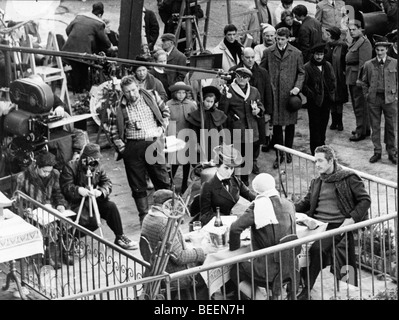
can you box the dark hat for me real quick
[326,26,341,40]
[286,94,302,112]
[81,143,101,159]
[153,189,177,205]
[311,42,327,54]
[213,144,243,167]
[386,30,398,43]
[92,2,104,15]
[35,151,56,168]
[202,85,221,102]
[168,81,192,92]
[235,67,252,78]
[373,34,391,47]
[132,55,149,73]
[161,33,176,43]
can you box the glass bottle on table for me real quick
[214,207,223,227]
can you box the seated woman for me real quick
[199,144,256,226]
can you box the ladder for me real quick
[27,31,72,116]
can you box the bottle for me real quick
[214,207,223,227]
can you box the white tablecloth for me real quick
[0,209,44,263]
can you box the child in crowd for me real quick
[166,82,197,194]
[187,86,227,162]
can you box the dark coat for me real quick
[297,16,323,63]
[219,83,264,143]
[144,8,159,51]
[260,43,305,126]
[345,35,372,86]
[303,59,336,107]
[199,174,256,226]
[62,12,111,55]
[166,46,188,85]
[325,40,348,103]
[229,196,296,283]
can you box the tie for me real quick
[221,178,230,191]
[379,59,384,65]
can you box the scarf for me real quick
[320,162,357,216]
[253,188,280,229]
[231,80,251,100]
[224,38,242,63]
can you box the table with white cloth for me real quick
[0,209,44,299]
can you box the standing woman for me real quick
[166,82,197,194]
[149,49,171,99]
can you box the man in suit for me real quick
[62,2,117,93]
[292,4,323,63]
[160,33,188,86]
[143,7,160,52]
[199,144,256,226]
[361,37,398,164]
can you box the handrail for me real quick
[167,212,398,281]
[0,20,34,34]
[275,144,398,189]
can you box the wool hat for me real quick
[213,144,243,167]
[373,35,391,47]
[252,173,277,195]
[261,23,276,34]
[286,94,302,112]
[326,26,341,40]
[81,143,101,159]
[153,189,177,205]
[161,33,176,43]
[35,151,56,168]
[235,67,252,78]
[202,85,221,102]
[311,42,327,54]
[168,81,192,92]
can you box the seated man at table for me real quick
[199,144,256,226]
[141,189,215,300]
[229,173,297,299]
[294,145,371,300]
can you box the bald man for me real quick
[228,47,273,174]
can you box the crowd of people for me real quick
[2,0,396,300]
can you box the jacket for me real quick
[143,8,159,51]
[325,40,348,103]
[62,12,111,55]
[297,15,323,63]
[212,40,241,72]
[199,174,256,226]
[166,46,188,85]
[345,35,372,85]
[134,72,168,102]
[361,56,398,104]
[315,0,346,29]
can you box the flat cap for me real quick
[161,33,176,43]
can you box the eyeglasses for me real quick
[82,158,99,167]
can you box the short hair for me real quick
[315,145,336,162]
[92,2,104,16]
[224,24,237,35]
[348,19,363,30]
[281,9,294,22]
[120,75,137,89]
[282,0,294,6]
[153,49,167,61]
[276,27,291,38]
[292,4,308,17]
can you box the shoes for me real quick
[297,288,311,300]
[330,122,337,130]
[352,130,370,136]
[252,163,260,175]
[349,133,366,142]
[388,153,397,164]
[273,154,285,169]
[369,153,381,163]
[62,252,74,265]
[337,123,344,131]
[115,234,138,250]
[286,154,292,164]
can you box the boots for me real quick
[134,197,149,226]
[336,113,343,131]
[331,115,338,130]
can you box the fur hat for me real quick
[81,143,101,159]
[153,189,177,205]
[169,81,192,92]
[213,144,243,167]
[161,33,176,43]
[35,151,56,168]
[252,173,277,194]
[202,85,221,102]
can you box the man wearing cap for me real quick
[260,27,305,169]
[219,67,265,185]
[141,189,211,299]
[199,144,256,226]
[60,143,138,250]
[62,2,117,93]
[254,24,276,64]
[109,75,171,226]
[324,26,348,131]
[345,20,372,142]
[229,173,297,299]
[160,33,187,86]
[361,37,397,164]
[228,47,273,174]
[303,43,336,155]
